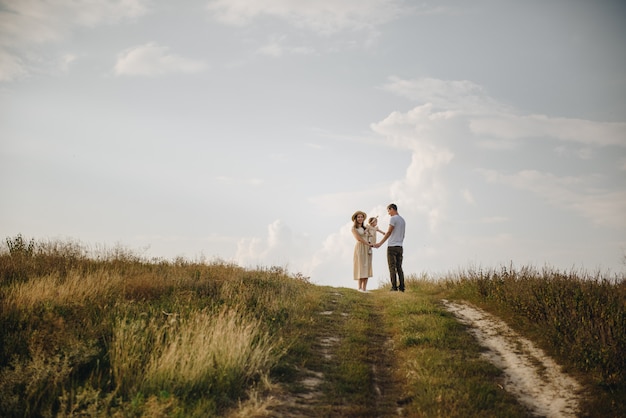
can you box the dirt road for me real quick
[262,290,582,417]
[442,299,581,418]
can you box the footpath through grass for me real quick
[278,284,529,417]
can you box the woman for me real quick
[351,210,373,292]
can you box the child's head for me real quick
[368,216,378,227]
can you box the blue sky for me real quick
[1,0,625,288]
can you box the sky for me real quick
[1,0,625,288]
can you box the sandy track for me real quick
[442,300,581,418]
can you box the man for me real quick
[375,203,406,292]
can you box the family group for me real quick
[351,203,405,292]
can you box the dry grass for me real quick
[111,306,280,400]
[2,235,623,417]
[420,266,626,417]
[371,285,529,417]
[444,266,626,386]
[0,235,314,417]
[3,269,124,311]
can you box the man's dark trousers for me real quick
[387,246,404,291]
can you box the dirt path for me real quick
[264,291,342,418]
[442,299,582,418]
[262,291,582,417]
[265,290,399,417]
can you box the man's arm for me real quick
[374,225,394,248]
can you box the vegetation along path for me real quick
[2,242,622,417]
[265,285,583,418]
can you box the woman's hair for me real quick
[353,214,365,229]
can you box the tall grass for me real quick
[445,265,625,387]
[4,269,123,310]
[111,306,279,403]
[378,279,528,417]
[3,235,623,416]
[428,265,626,416]
[0,235,312,417]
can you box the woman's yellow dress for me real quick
[353,226,373,280]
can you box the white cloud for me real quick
[0,0,148,44]
[0,0,149,80]
[369,103,452,149]
[470,114,626,147]
[370,103,455,231]
[256,35,315,57]
[381,76,507,114]
[478,169,626,228]
[114,43,208,76]
[206,0,405,34]
[0,50,27,82]
[0,50,78,81]
[235,219,312,271]
[1,2,68,46]
[216,175,263,186]
[308,186,389,218]
[576,148,593,160]
[257,40,283,57]
[480,216,509,224]
[58,53,77,73]
[364,76,626,275]
[308,223,355,284]
[462,188,475,205]
[382,76,626,150]
[476,138,517,150]
[395,146,453,231]
[554,146,594,160]
[69,0,149,27]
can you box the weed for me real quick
[0,236,315,417]
[1,236,623,416]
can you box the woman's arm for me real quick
[352,227,372,246]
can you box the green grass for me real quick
[372,284,530,417]
[1,235,624,417]
[0,236,316,417]
[437,266,626,416]
[316,289,394,416]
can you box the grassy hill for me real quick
[1,235,624,417]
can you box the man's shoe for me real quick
[390,287,398,291]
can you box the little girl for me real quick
[365,216,385,254]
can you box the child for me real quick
[365,216,384,254]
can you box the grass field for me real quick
[1,235,624,417]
